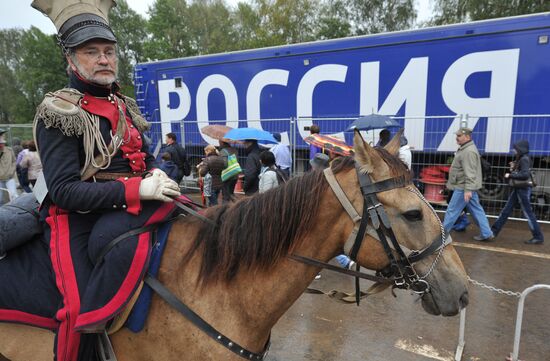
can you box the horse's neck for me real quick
[152,194,349,357]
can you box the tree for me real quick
[145,0,195,60]
[231,2,263,50]
[16,27,67,123]
[316,0,352,40]
[349,0,417,35]
[187,0,237,54]
[432,0,550,24]
[0,29,25,124]
[110,0,148,95]
[252,0,319,46]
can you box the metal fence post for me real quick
[454,308,466,361]
[290,116,296,177]
[510,284,550,361]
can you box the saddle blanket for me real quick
[0,195,192,332]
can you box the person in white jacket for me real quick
[398,134,412,170]
[259,151,280,193]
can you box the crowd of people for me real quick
[0,129,42,204]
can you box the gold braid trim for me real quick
[121,95,151,133]
[33,88,88,137]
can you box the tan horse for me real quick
[0,132,468,361]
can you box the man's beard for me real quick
[72,58,118,86]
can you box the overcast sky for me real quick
[1,0,432,35]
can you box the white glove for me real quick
[150,168,169,179]
[139,173,181,202]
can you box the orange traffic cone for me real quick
[234,175,244,193]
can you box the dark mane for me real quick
[181,150,408,286]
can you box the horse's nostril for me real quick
[459,291,469,308]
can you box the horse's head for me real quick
[329,130,468,316]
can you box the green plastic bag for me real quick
[221,153,242,181]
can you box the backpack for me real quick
[174,144,191,176]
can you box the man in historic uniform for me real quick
[0,1,180,360]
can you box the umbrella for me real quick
[224,127,278,143]
[201,124,233,140]
[304,133,353,156]
[346,114,401,131]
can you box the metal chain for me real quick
[405,186,522,298]
[467,276,522,298]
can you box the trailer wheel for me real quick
[479,170,509,201]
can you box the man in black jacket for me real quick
[243,140,262,195]
[164,132,189,183]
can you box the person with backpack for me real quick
[164,132,190,183]
[259,151,287,193]
[491,140,544,245]
[219,140,239,203]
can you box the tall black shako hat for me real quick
[31,0,117,53]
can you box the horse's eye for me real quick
[403,210,423,222]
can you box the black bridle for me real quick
[290,164,450,305]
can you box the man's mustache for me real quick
[94,67,115,74]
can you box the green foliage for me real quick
[145,0,195,59]
[316,0,352,40]
[0,29,25,124]
[253,0,318,46]
[187,0,237,54]
[17,27,67,112]
[349,0,417,35]
[110,0,148,95]
[231,2,264,50]
[432,0,550,24]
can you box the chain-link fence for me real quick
[2,114,549,221]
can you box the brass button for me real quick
[113,205,117,209]
[124,177,129,180]
[122,204,127,209]
[83,100,88,105]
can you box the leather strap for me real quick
[323,168,361,223]
[94,172,140,181]
[287,254,391,283]
[96,223,159,265]
[144,275,270,360]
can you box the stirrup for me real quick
[98,330,118,361]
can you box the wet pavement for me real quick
[264,219,550,361]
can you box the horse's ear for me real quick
[353,130,384,174]
[384,128,404,156]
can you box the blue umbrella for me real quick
[223,127,278,143]
[346,114,401,131]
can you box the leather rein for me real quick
[289,165,450,305]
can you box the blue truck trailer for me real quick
[134,13,550,204]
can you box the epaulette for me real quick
[33,88,87,137]
[121,95,151,133]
